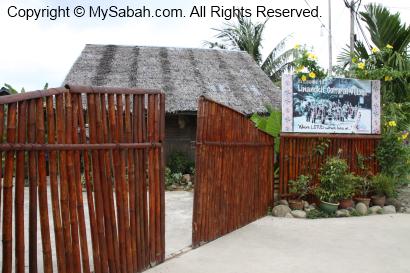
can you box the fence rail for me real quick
[279,133,381,198]
[0,86,165,273]
[192,96,275,248]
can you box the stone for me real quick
[272,205,291,217]
[385,198,402,212]
[182,174,191,183]
[285,212,294,218]
[305,207,314,212]
[336,209,350,217]
[369,206,382,215]
[382,205,396,214]
[356,202,368,215]
[279,199,289,206]
[291,210,307,218]
[303,201,310,209]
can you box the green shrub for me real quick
[288,175,311,199]
[314,157,350,203]
[371,173,397,197]
[339,173,360,200]
[376,119,410,185]
[306,209,335,219]
[167,151,194,174]
[165,167,184,187]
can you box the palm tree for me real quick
[339,4,410,67]
[205,17,296,83]
[338,4,410,102]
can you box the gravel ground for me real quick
[397,185,410,212]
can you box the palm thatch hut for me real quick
[64,44,281,160]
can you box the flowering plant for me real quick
[293,44,327,81]
[348,44,405,82]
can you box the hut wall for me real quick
[165,113,196,162]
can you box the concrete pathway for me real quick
[165,191,193,256]
[147,214,410,273]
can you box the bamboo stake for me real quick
[46,95,67,273]
[64,92,82,273]
[36,97,53,273]
[15,101,27,273]
[2,102,17,273]
[0,105,4,235]
[28,99,38,273]
[77,94,101,273]
[56,93,74,273]
[95,93,118,273]
[116,94,134,272]
[125,94,138,272]
[87,93,109,273]
[71,94,91,273]
[107,94,126,273]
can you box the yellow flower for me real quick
[301,75,307,82]
[386,44,393,49]
[384,75,393,81]
[352,57,357,63]
[357,62,365,69]
[309,71,316,79]
[402,132,409,140]
[388,121,397,127]
[296,66,304,72]
[307,53,317,60]
[371,47,379,53]
[294,44,300,49]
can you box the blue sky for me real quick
[1,0,409,91]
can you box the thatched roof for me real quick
[64,44,280,114]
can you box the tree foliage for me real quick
[205,16,296,83]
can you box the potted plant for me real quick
[338,173,359,209]
[314,157,349,213]
[370,174,396,206]
[288,175,311,210]
[354,173,372,207]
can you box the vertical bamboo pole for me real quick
[100,93,121,273]
[46,95,67,273]
[125,94,138,272]
[36,97,53,273]
[71,94,91,273]
[192,97,203,247]
[153,95,162,263]
[95,93,118,273]
[107,94,126,273]
[64,92,82,273]
[116,94,134,272]
[133,94,146,270]
[87,93,109,273]
[28,99,38,273]
[159,93,165,262]
[15,101,27,273]
[56,93,73,273]
[0,105,4,235]
[77,93,102,273]
[147,94,156,264]
[2,102,17,273]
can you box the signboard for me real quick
[281,75,381,134]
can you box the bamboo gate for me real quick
[0,85,165,273]
[279,133,381,198]
[192,96,275,247]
